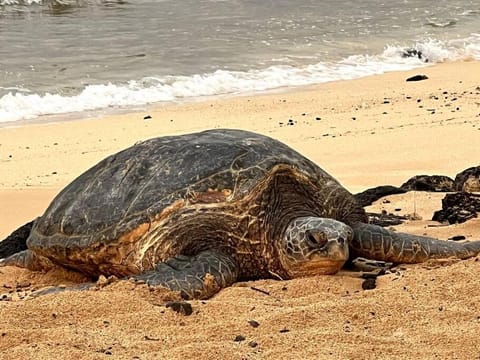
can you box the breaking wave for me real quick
[1,35,479,123]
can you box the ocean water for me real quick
[0,0,479,123]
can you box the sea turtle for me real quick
[1,129,480,299]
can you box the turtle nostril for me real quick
[338,237,345,245]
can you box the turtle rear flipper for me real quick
[0,220,35,259]
[0,249,55,271]
[351,223,480,263]
[134,250,238,300]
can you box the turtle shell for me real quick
[28,129,365,253]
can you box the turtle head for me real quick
[277,217,352,278]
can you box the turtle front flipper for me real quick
[350,223,480,263]
[134,250,238,300]
[3,250,238,300]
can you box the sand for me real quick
[1,61,480,359]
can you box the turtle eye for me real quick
[305,230,328,248]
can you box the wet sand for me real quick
[1,61,480,359]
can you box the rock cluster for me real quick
[356,166,480,225]
[454,166,480,192]
[354,186,406,207]
[432,192,480,224]
[400,175,455,192]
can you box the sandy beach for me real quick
[1,61,480,359]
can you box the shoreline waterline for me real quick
[1,58,477,129]
[1,34,479,124]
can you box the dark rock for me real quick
[454,166,480,192]
[0,294,12,301]
[279,328,289,333]
[432,192,480,224]
[248,320,260,328]
[401,49,426,61]
[362,278,377,290]
[248,341,258,348]
[143,115,152,120]
[448,235,466,241]
[354,185,406,207]
[406,74,429,82]
[234,335,246,342]
[400,175,455,192]
[165,301,193,316]
[0,220,34,259]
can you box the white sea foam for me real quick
[0,0,89,5]
[1,36,479,123]
[0,0,43,5]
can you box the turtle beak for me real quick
[315,237,349,262]
[306,230,348,261]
